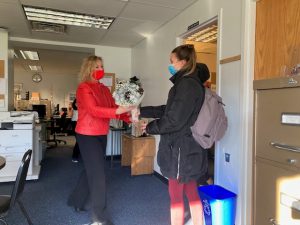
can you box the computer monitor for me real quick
[32,104,46,119]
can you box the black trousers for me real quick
[68,133,107,222]
[71,121,80,159]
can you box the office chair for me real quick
[46,116,67,147]
[0,150,33,225]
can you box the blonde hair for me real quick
[79,55,103,82]
[171,44,196,75]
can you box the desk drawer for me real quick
[0,130,32,149]
[0,153,32,177]
[0,144,32,154]
[255,88,300,168]
[255,157,300,225]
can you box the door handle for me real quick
[270,142,300,153]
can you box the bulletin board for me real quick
[101,73,116,93]
[0,60,4,78]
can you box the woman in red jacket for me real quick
[68,55,133,225]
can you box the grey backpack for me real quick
[191,88,228,149]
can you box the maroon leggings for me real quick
[168,179,203,225]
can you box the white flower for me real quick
[113,79,144,106]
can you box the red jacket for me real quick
[75,81,130,135]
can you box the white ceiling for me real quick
[14,48,91,75]
[0,0,198,47]
[3,0,197,76]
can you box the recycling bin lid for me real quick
[198,185,236,200]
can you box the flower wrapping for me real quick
[113,77,144,106]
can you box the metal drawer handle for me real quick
[270,142,300,153]
[287,159,297,164]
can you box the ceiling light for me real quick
[187,25,218,43]
[23,5,115,29]
[19,50,39,60]
[29,65,43,72]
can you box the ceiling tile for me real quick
[100,30,144,47]
[110,18,162,35]
[120,2,180,22]
[0,0,195,47]
[20,0,126,17]
[109,18,144,31]
[0,2,30,36]
[130,0,197,10]
[29,26,107,44]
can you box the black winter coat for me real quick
[141,64,209,183]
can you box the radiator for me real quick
[106,128,126,156]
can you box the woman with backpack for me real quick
[140,44,209,225]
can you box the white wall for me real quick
[14,70,78,109]
[95,46,132,80]
[11,38,132,109]
[132,0,255,225]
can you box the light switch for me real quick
[225,153,230,162]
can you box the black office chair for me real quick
[46,116,67,147]
[0,150,33,225]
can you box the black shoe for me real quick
[74,207,87,212]
[90,220,114,225]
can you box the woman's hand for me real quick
[116,106,136,115]
[130,108,140,123]
[140,120,148,133]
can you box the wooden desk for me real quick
[0,156,6,170]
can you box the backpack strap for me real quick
[185,76,206,128]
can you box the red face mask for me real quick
[92,69,105,80]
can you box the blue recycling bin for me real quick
[198,185,237,225]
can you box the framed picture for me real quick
[101,73,116,93]
[69,92,76,102]
[14,83,23,92]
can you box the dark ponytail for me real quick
[171,44,196,75]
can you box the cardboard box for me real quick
[121,134,155,175]
[131,156,154,176]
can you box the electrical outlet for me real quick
[225,153,230,162]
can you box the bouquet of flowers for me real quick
[113,76,144,121]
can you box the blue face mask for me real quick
[168,64,177,76]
